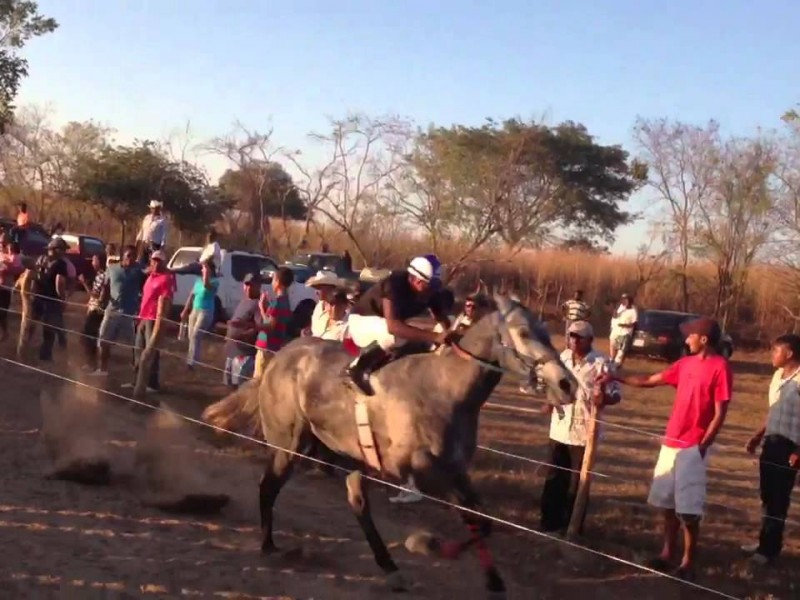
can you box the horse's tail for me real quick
[201,373,266,441]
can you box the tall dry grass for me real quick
[270,218,792,345]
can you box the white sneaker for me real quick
[88,369,108,376]
[389,489,423,503]
[741,542,760,553]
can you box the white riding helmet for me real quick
[407,256,435,282]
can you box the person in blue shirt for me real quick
[91,245,145,375]
[180,259,220,368]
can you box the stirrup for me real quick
[346,365,375,395]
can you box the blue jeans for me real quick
[33,298,64,361]
[186,308,213,366]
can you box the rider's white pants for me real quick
[346,315,406,351]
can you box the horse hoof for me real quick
[404,531,437,556]
[261,542,279,555]
[386,570,411,592]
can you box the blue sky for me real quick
[17,0,799,255]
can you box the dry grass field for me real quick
[0,291,797,599]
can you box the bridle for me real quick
[450,299,560,377]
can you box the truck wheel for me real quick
[290,299,316,338]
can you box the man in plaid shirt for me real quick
[743,333,800,565]
[561,290,591,343]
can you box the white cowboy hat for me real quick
[306,270,340,288]
[149,199,163,208]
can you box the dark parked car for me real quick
[628,309,734,361]
[0,218,51,259]
[282,252,359,284]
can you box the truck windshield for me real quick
[169,249,202,270]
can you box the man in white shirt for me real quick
[743,333,800,565]
[199,228,221,266]
[609,293,638,367]
[136,199,168,264]
[540,320,621,534]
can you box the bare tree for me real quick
[384,148,454,254]
[692,135,778,329]
[0,103,110,223]
[283,146,338,239]
[296,112,412,264]
[199,122,284,255]
[633,118,720,311]
[632,230,670,298]
[773,119,800,324]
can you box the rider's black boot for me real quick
[346,342,390,395]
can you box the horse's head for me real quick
[485,293,578,406]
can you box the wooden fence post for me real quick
[566,404,600,539]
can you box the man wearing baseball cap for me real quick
[540,320,621,534]
[122,249,175,396]
[607,315,732,579]
[31,237,70,361]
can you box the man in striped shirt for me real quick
[561,290,591,342]
[254,267,295,378]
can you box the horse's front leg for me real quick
[406,452,506,598]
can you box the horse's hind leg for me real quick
[259,447,295,553]
[345,471,408,591]
[408,454,506,598]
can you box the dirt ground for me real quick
[0,297,797,599]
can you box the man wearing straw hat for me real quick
[305,270,348,341]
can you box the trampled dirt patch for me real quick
[0,298,797,599]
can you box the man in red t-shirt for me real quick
[122,250,175,396]
[609,316,732,580]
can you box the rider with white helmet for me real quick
[345,255,453,395]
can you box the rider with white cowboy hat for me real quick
[306,270,349,341]
[136,199,168,264]
[345,255,454,395]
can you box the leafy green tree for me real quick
[0,1,58,130]
[218,162,306,225]
[73,141,227,244]
[408,118,645,261]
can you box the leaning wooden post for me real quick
[566,403,600,539]
[15,269,34,359]
[133,325,163,401]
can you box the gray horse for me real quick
[203,294,578,598]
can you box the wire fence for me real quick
[0,278,792,597]
[0,355,746,600]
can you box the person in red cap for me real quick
[604,315,732,580]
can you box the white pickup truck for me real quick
[167,247,319,334]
